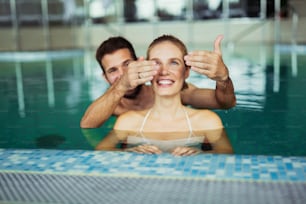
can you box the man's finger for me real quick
[137,56,145,61]
[214,35,224,55]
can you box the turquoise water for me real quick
[0,45,305,156]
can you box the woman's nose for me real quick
[159,65,169,75]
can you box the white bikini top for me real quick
[126,107,204,152]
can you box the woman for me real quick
[96,35,233,156]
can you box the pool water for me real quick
[0,45,305,156]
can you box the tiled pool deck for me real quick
[1,149,306,181]
[1,149,306,204]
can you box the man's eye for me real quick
[107,68,116,73]
[123,62,130,68]
[123,60,133,68]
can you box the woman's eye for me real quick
[154,60,161,65]
[170,61,179,65]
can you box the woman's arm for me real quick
[205,128,233,154]
[96,111,144,151]
[95,130,122,151]
[192,109,233,154]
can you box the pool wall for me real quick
[1,16,306,51]
[0,149,306,204]
[1,18,305,51]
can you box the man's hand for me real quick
[184,35,229,82]
[122,57,159,90]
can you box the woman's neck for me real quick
[151,94,185,121]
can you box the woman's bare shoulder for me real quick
[114,110,147,130]
[188,108,224,130]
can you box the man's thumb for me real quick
[214,35,224,55]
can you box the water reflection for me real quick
[0,50,84,117]
[36,134,65,148]
[94,129,233,155]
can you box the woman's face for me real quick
[148,41,189,96]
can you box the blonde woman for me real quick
[96,35,233,156]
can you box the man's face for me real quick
[101,48,134,85]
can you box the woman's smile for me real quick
[157,79,174,86]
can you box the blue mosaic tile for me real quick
[0,149,306,182]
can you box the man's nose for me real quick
[118,67,125,75]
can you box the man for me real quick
[80,35,236,128]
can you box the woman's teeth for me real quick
[158,79,173,85]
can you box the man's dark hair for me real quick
[95,36,137,74]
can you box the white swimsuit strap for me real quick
[183,107,193,141]
[139,109,152,133]
[138,109,152,143]
[183,107,193,133]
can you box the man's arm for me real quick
[181,76,236,109]
[80,79,126,128]
[215,76,236,109]
[81,58,158,128]
[95,130,121,151]
[183,35,236,109]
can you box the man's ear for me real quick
[102,73,108,82]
